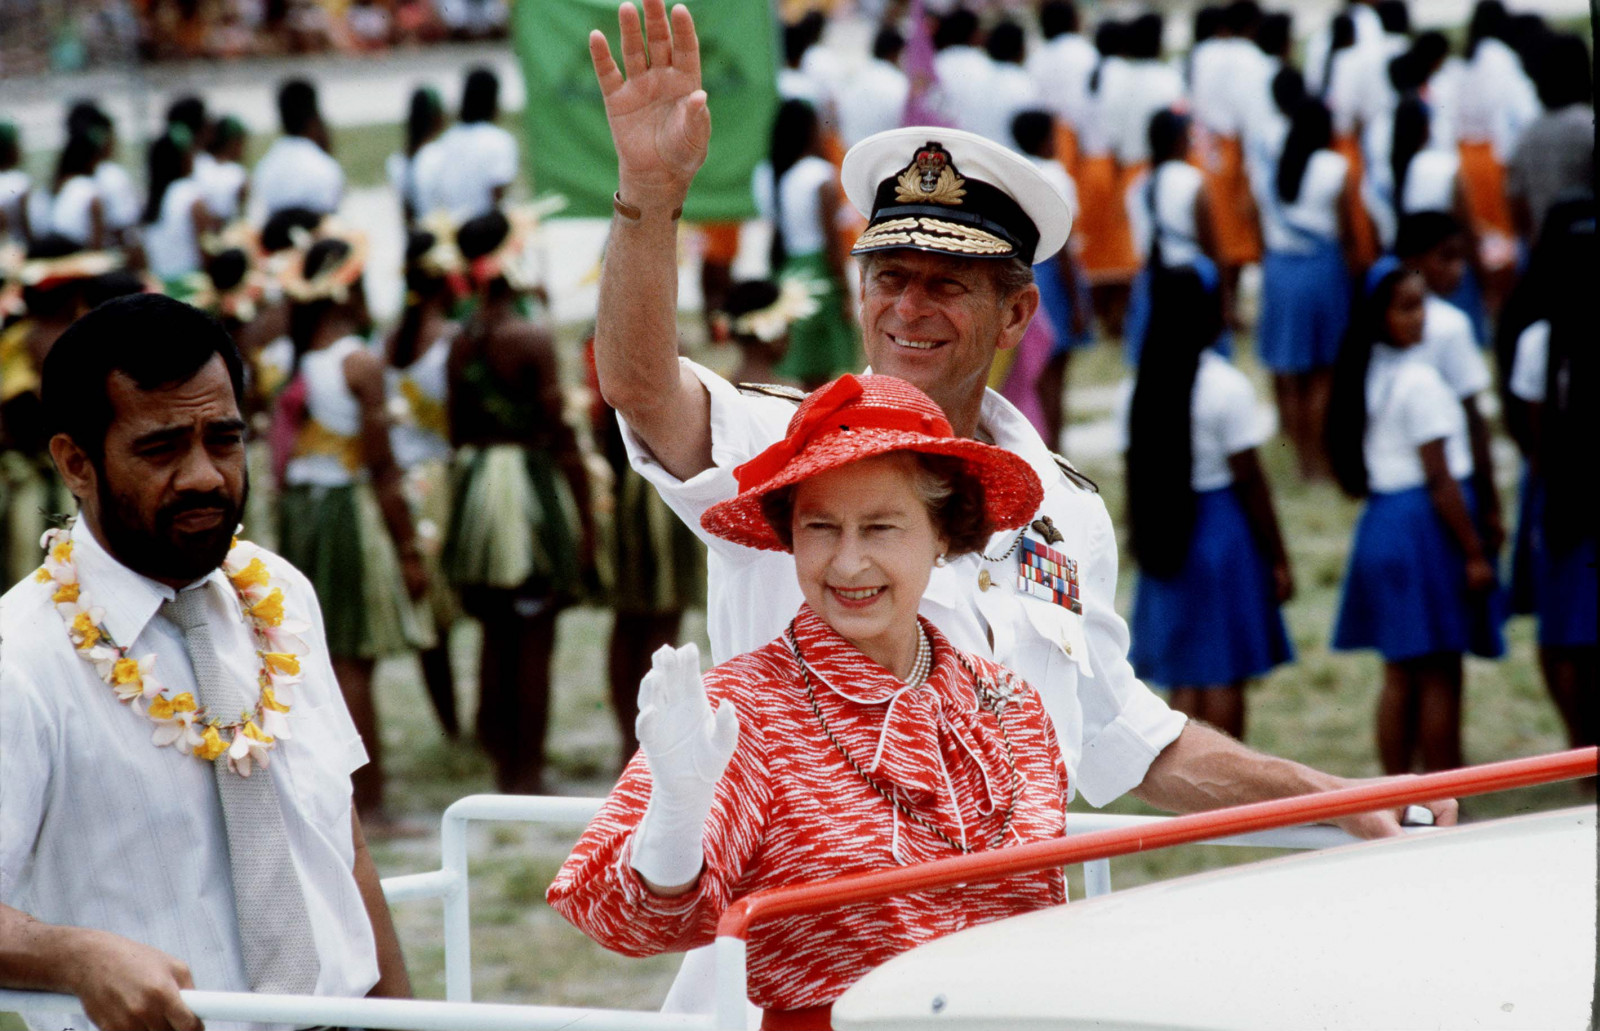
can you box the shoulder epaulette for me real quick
[1051,451,1100,493]
[736,382,807,404]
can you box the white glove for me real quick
[629,642,741,889]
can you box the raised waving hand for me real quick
[589,0,711,211]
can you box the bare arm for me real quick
[1420,436,1494,593]
[1132,721,1459,839]
[0,902,201,1031]
[588,0,715,481]
[350,809,412,997]
[345,349,427,598]
[1461,396,1504,554]
[1227,447,1293,603]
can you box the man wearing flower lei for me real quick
[0,294,411,1029]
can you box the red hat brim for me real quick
[700,427,1044,553]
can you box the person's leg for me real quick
[1303,367,1335,481]
[418,637,459,739]
[1272,373,1303,476]
[1415,652,1465,772]
[472,595,514,772]
[332,656,382,817]
[1377,661,1421,775]
[1541,645,1598,750]
[494,599,561,794]
[1167,686,1199,723]
[1198,683,1247,741]
[607,610,684,765]
[1037,351,1069,452]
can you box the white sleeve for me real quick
[1508,320,1550,403]
[1396,365,1462,450]
[488,128,519,186]
[1072,495,1188,807]
[1427,300,1490,399]
[0,663,50,901]
[1217,365,1268,456]
[619,359,795,556]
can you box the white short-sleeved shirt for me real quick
[412,122,519,221]
[1026,32,1097,130]
[969,62,1040,150]
[388,333,455,469]
[1029,156,1079,217]
[252,135,344,218]
[0,525,378,1030]
[934,46,996,137]
[628,361,1186,1016]
[1402,147,1460,216]
[835,59,908,149]
[1113,350,1270,491]
[31,175,101,245]
[196,157,248,222]
[1109,60,1184,167]
[1077,58,1130,159]
[1364,344,1474,493]
[1457,38,1540,160]
[1126,159,1204,268]
[1509,320,1551,403]
[94,160,141,231]
[1261,149,1347,254]
[756,155,835,259]
[144,177,206,279]
[1416,294,1489,400]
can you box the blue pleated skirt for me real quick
[1256,239,1351,374]
[1129,487,1294,686]
[1333,481,1507,661]
[1035,254,1095,356]
[1518,474,1597,647]
[1124,256,1232,367]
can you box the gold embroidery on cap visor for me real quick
[851,216,1016,257]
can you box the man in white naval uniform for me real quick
[584,0,1458,1017]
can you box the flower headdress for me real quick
[279,218,369,304]
[465,195,566,292]
[729,276,822,343]
[19,250,121,290]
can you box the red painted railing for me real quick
[715,748,1597,943]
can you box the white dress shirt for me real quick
[412,122,519,222]
[252,135,344,218]
[0,523,378,1030]
[836,58,909,149]
[1026,32,1097,131]
[624,360,1187,1016]
[1364,344,1474,493]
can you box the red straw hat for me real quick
[701,374,1043,552]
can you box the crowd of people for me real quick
[0,0,1593,1026]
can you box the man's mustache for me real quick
[157,492,240,524]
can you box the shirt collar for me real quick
[69,521,229,647]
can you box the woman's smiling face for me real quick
[790,452,947,676]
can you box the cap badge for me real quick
[895,142,967,207]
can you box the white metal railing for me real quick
[0,793,1387,1029]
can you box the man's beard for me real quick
[96,468,250,585]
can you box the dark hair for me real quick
[277,78,319,136]
[1223,0,1261,36]
[461,67,499,123]
[1277,98,1332,205]
[783,22,811,67]
[406,87,445,156]
[1011,109,1055,157]
[0,122,18,168]
[1534,203,1597,549]
[165,95,207,142]
[1410,32,1449,78]
[1465,0,1507,57]
[872,26,905,62]
[1534,34,1592,109]
[53,130,102,192]
[142,130,195,225]
[1394,210,1463,259]
[392,229,448,367]
[986,20,1025,64]
[1148,108,1190,167]
[82,271,147,309]
[1389,96,1430,222]
[42,293,245,460]
[722,279,781,320]
[206,247,249,292]
[1321,14,1355,100]
[260,207,323,253]
[1089,20,1125,93]
[1376,0,1411,35]
[1271,66,1307,118]
[457,209,511,260]
[1039,0,1079,39]
[1506,13,1551,68]
[65,101,109,140]
[1255,13,1292,58]
[1126,267,1223,576]
[209,115,247,155]
[1327,266,1417,498]
[768,99,821,270]
[933,8,978,51]
[287,238,353,370]
[759,452,993,556]
[1193,6,1223,45]
[1126,13,1164,60]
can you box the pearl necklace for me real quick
[903,625,933,688]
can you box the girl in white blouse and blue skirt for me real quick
[1328,263,1505,775]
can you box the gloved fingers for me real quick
[709,699,739,760]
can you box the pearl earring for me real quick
[935,553,948,568]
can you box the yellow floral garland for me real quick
[36,526,309,777]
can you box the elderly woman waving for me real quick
[549,374,1071,1027]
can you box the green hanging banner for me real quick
[514,0,779,221]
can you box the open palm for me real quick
[589,0,711,205]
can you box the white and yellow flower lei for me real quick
[36,526,309,776]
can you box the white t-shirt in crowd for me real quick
[1029,156,1078,214]
[411,121,518,222]
[1114,350,1271,491]
[778,66,828,109]
[1191,37,1266,138]
[1126,159,1204,268]
[755,154,835,258]
[934,45,995,136]
[799,42,847,111]
[1303,4,1384,96]
[835,58,909,148]
[144,177,206,279]
[29,175,101,245]
[1261,148,1347,254]
[1509,319,1552,404]
[0,524,379,1031]
[968,62,1040,150]
[1402,147,1460,215]
[252,135,344,218]
[1364,343,1474,492]
[1077,57,1130,159]
[195,157,248,222]
[1108,59,1184,167]
[94,160,140,231]
[1027,32,1098,131]
[1457,37,1540,161]
[1416,294,1489,400]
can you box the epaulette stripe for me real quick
[1051,451,1100,493]
[736,382,808,404]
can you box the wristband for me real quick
[614,191,683,221]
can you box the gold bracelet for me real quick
[613,191,683,221]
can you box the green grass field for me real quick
[357,319,1580,1008]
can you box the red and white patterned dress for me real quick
[547,605,1070,1012]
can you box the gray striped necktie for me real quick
[163,587,321,994]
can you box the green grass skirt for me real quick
[608,464,705,615]
[443,444,581,597]
[773,251,859,384]
[278,481,436,659]
[1,451,66,588]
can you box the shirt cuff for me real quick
[1073,693,1188,808]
